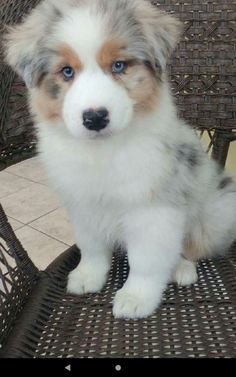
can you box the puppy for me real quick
[5,0,236,319]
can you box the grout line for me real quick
[3,169,48,186]
[27,223,72,248]
[4,206,62,227]
[11,207,74,247]
[7,216,25,226]
[0,181,49,202]
[8,216,25,233]
[25,207,62,225]
[0,174,34,200]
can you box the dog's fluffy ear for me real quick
[4,1,62,88]
[135,1,183,72]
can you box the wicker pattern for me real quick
[0,0,236,359]
[0,0,41,170]
[0,0,235,168]
[157,0,236,166]
[1,221,236,358]
[0,204,39,348]
[156,0,236,131]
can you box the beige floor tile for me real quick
[0,171,32,199]
[1,183,61,224]
[6,157,47,183]
[39,179,49,186]
[30,207,75,246]
[8,217,24,231]
[15,226,68,270]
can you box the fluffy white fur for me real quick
[5,0,236,319]
[38,82,236,318]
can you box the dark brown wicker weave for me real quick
[1,204,236,358]
[0,0,235,169]
[0,0,236,359]
[0,0,41,171]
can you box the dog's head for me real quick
[5,0,182,139]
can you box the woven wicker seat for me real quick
[0,0,236,358]
[1,205,236,358]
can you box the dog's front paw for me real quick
[172,258,198,286]
[67,265,107,295]
[113,288,159,319]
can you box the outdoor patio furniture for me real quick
[0,0,235,358]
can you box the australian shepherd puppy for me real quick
[5,0,236,319]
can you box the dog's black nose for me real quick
[83,108,109,132]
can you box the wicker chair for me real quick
[0,0,236,358]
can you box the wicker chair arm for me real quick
[0,204,39,348]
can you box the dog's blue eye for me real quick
[62,66,74,80]
[112,61,127,74]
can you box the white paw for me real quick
[172,258,198,286]
[113,288,159,319]
[67,264,107,295]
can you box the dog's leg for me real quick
[172,256,198,286]
[67,230,112,295]
[113,207,185,319]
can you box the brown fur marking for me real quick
[97,39,128,71]
[44,78,61,99]
[183,230,210,262]
[30,44,83,122]
[57,44,83,72]
[30,76,66,121]
[122,64,159,114]
[97,39,160,114]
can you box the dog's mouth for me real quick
[83,126,114,140]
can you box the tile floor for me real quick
[0,157,75,270]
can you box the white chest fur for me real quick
[39,124,171,211]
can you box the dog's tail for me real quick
[184,182,236,261]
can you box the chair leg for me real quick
[211,130,232,168]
